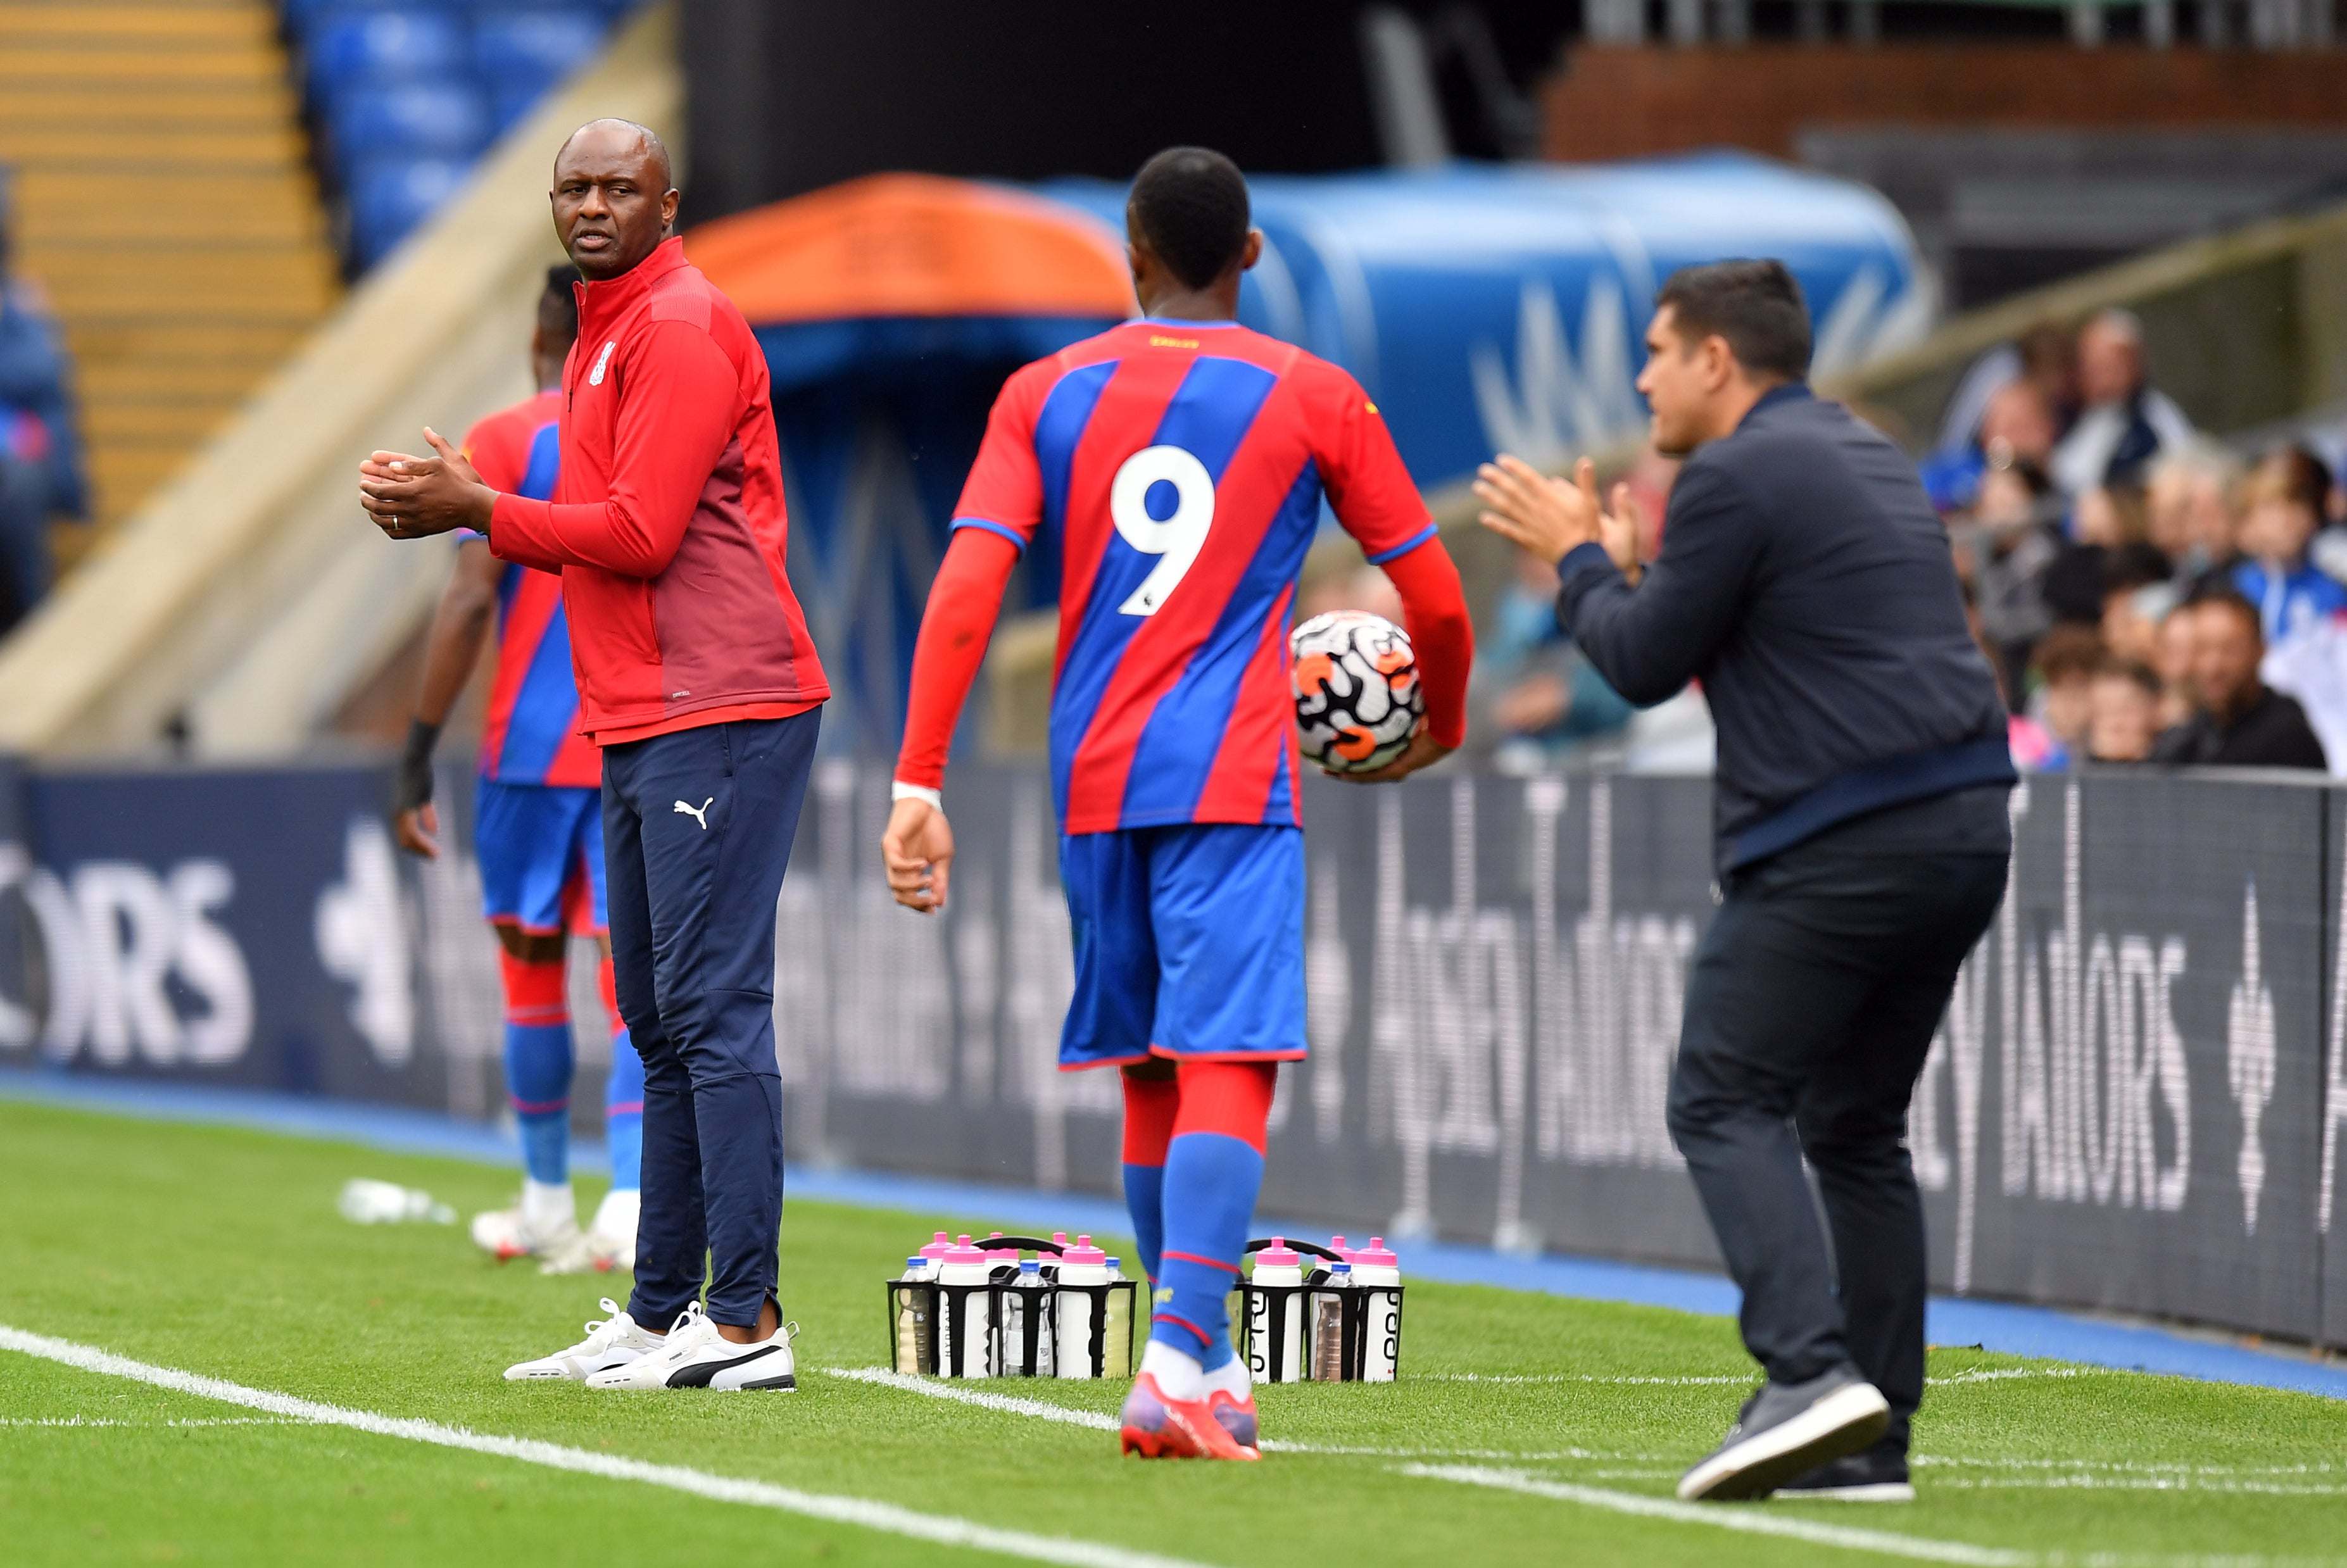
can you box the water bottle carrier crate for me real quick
[885,1234,1136,1379]
[1234,1237,1405,1383]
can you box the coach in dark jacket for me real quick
[1477,260,2013,1505]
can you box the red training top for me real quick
[895,318,1471,832]
[488,236,828,745]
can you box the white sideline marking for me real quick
[1400,1465,2032,1565]
[1920,1455,2343,1477]
[1,1415,298,1427]
[1419,1368,2099,1388]
[825,1368,1118,1432]
[1403,1465,2347,1566]
[0,1324,1221,1568]
[821,1368,1653,1460]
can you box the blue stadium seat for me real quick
[282,0,463,41]
[304,8,469,97]
[348,156,475,267]
[486,78,550,136]
[331,82,493,172]
[471,8,604,96]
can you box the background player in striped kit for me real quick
[883,147,1473,1459]
[393,265,643,1274]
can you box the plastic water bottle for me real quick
[1054,1235,1110,1379]
[1246,1238,1307,1383]
[1351,1236,1402,1383]
[895,1255,936,1374]
[1006,1257,1054,1376]
[1102,1255,1133,1379]
[936,1235,994,1378]
[337,1179,454,1226]
[1311,1260,1354,1381]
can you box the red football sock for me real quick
[1171,1059,1277,1154]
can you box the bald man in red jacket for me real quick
[363,120,825,1393]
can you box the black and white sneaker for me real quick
[1776,1448,1915,1502]
[585,1301,798,1391]
[1676,1364,1890,1502]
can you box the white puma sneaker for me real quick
[584,1301,798,1391]
[503,1298,666,1382]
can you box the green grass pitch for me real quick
[1,1097,2342,1567]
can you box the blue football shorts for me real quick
[475,780,607,936]
[1057,822,1306,1070]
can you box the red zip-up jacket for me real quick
[488,236,827,744]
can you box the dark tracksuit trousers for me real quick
[603,710,819,1330]
[1666,813,2006,1454]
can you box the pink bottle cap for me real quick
[943,1238,989,1266]
[1254,1236,1302,1269]
[1354,1236,1399,1268]
[1328,1234,1356,1262]
[983,1230,1018,1258]
[1062,1233,1107,1266]
[918,1231,953,1260]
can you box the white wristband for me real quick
[890,781,943,811]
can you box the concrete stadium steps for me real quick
[0,0,340,549]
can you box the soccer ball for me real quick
[1290,611,1423,775]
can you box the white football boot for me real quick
[472,1180,581,1261]
[503,1298,666,1382]
[540,1188,639,1276]
[584,1301,798,1391]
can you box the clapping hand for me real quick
[361,427,496,539]
[1475,455,1641,580]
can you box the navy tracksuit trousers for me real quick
[602,710,819,1329]
[1666,835,2006,1454]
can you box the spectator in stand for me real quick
[2151,589,2328,769]
[1966,453,2061,698]
[0,167,89,633]
[2085,656,2162,763]
[2153,603,2198,730]
[1296,560,1404,626]
[1921,342,2067,515]
[1473,543,1635,770]
[2099,542,2177,667]
[2048,309,2194,499]
[2146,442,2241,593]
[2042,482,2148,626]
[2025,623,2104,770]
[2232,443,2346,644]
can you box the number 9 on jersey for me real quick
[1111,445,1216,617]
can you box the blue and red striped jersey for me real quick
[462,390,600,788]
[953,320,1436,833]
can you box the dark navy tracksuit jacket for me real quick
[1556,384,2013,872]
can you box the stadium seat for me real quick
[303,8,469,99]
[472,8,605,96]
[282,0,463,41]
[486,80,551,136]
[330,82,493,170]
[348,155,476,267]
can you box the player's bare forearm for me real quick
[361,427,496,540]
[413,540,500,726]
[880,798,955,914]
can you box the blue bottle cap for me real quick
[1019,1257,1041,1274]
